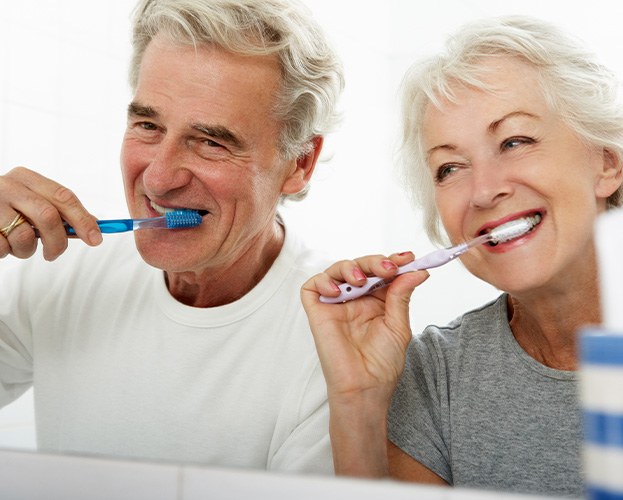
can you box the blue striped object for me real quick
[586,486,623,500]
[580,328,623,500]
[581,333,623,366]
[584,411,623,448]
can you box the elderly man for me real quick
[0,0,343,473]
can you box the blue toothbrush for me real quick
[34,209,203,236]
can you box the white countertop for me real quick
[0,448,566,500]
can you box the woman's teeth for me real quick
[487,213,542,246]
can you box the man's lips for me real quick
[149,200,209,217]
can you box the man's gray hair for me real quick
[130,0,344,201]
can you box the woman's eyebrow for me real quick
[488,111,539,133]
[427,143,456,158]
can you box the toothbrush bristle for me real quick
[165,210,203,229]
[489,216,539,244]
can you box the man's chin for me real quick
[133,232,186,271]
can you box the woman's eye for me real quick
[501,136,534,150]
[435,164,459,183]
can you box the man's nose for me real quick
[142,138,193,196]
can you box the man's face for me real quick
[121,35,304,276]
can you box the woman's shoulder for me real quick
[406,293,511,377]
[415,293,508,348]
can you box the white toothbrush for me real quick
[319,216,540,304]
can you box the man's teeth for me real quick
[150,202,190,215]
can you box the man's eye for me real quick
[204,138,223,148]
[192,138,229,159]
[139,122,158,131]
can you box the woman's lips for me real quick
[476,209,544,238]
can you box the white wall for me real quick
[1,0,623,452]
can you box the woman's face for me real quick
[422,57,620,295]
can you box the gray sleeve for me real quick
[387,331,452,483]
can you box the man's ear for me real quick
[595,148,623,199]
[281,136,324,195]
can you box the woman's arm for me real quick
[301,252,429,476]
[388,440,449,484]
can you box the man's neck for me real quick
[165,222,286,307]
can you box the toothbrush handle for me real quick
[64,219,134,235]
[319,243,469,304]
[32,219,135,238]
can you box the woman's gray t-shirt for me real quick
[388,294,583,498]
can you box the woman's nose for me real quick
[142,139,193,196]
[468,162,514,209]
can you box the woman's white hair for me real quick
[399,15,623,245]
[130,0,344,201]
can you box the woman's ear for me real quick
[281,136,324,195]
[595,148,623,199]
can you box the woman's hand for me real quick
[301,252,429,476]
[302,252,429,401]
[0,167,102,261]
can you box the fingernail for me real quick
[353,267,366,281]
[398,251,412,256]
[382,259,397,271]
[331,281,341,293]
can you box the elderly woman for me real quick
[301,15,623,498]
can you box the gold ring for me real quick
[0,213,27,238]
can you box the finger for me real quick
[3,219,37,259]
[5,167,102,248]
[387,251,415,266]
[0,210,36,259]
[301,271,342,305]
[324,255,393,283]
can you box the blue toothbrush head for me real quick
[164,210,203,229]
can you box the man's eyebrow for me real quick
[127,102,158,118]
[192,123,245,149]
